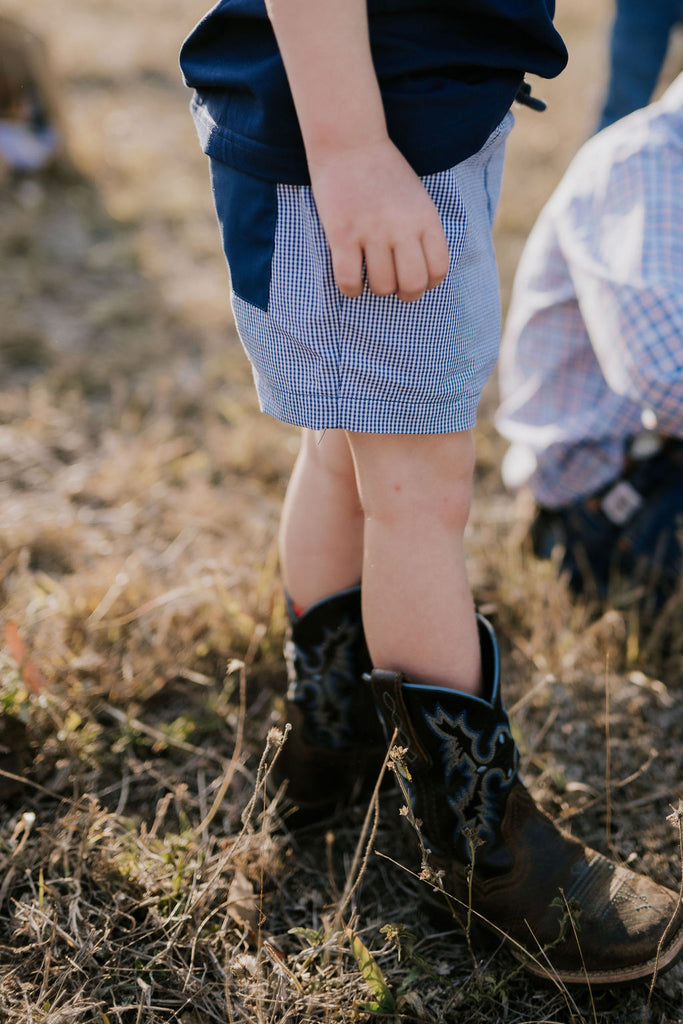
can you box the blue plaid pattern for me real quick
[497,74,683,507]
[231,114,512,433]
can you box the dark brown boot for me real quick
[369,615,683,985]
[272,586,386,821]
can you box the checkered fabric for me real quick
[231,114,512,433]
[496,74,683,507]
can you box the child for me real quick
[181,0,683,984]
[498,73,683,620]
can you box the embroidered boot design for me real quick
[285,607,367,749]
[273,586,385,820]
[422,703,518,848]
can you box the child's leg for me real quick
[279,427,363,610]
[345,429,481,696]
[275,427,385,819]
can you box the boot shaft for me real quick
[369,616,518,868]
[285,585,374,750]
[273,586,386,820]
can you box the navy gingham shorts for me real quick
[210,113,513,434]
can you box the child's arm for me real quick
[265,0,449,303]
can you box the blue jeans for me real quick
[531,440,683,619]
[597,0,683,131]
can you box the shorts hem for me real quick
[256,382,480,434]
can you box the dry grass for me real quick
[1,1,683,1021]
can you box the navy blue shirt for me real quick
[180,0,567,184]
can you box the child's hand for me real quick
[309,138,449,303]
[265,0,447,302]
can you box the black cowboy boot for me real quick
[369,615,683,984]
[272,586,387,821]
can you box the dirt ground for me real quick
[1,1,683,1022]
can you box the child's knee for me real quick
[346,431,475,530]
[300,428,357,485]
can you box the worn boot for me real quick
[272,586,387,822]
[369,615,683,985]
